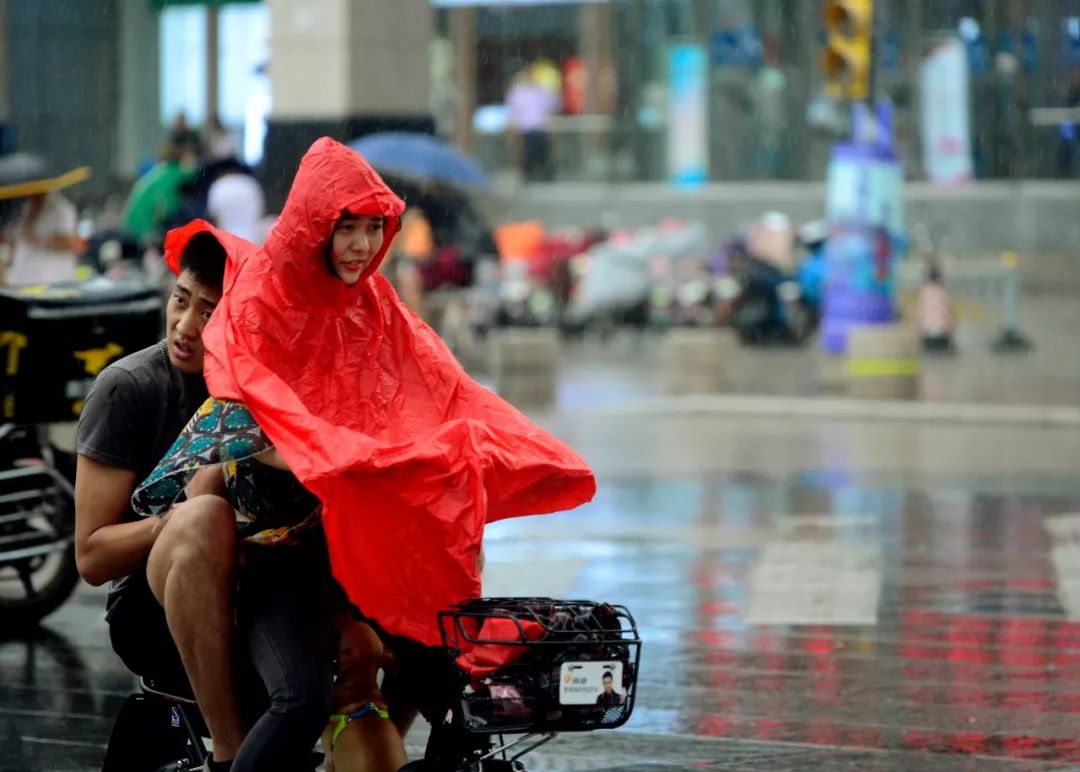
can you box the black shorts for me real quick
[107,578,189,689]
[106,543,331,713]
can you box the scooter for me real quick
[0,421,80,630]
[0,275,163,630]
[727,254,819,345]
[719,218,826,346]
[102,598,641,772]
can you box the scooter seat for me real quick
[140,675,197,704]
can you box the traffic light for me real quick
[823,0,873,101]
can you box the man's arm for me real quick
[74,365,162,586]
[77,450,228,587]
[74,455,157,586]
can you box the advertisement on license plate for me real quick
[559,661,624,706]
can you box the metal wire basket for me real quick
[438,597,642,734]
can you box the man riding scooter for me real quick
[726,213,824,345]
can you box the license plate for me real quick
[558,661,624,706]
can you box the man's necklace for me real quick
[158,340,177,404]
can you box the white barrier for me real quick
[663,328,738,395]
[845,324,921,401]
[488,329,561,409]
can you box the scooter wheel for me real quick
[1,543,81,631]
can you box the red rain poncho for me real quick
[174,138,595,645]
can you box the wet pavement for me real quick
[6,411,1080,770]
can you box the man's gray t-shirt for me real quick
[76,341,208,616]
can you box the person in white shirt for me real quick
[5,191,79,285]
[207,171,265,244]
[205,116,239,162]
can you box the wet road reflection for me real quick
[484,462,1080,768]
[7,429,1080,769]
[0,627,118,771]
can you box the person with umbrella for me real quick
[0,154,90,286]
[348,133,498,352]
[347,132,491,193]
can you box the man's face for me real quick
[602,674,614,693]
[165,269,221,374]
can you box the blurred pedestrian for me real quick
[121,143,198,246]
[205,115,239,162]
[382,206,432,318]
[4,190,79,285]
[917,263,956,353]
[169,112,203,159]
[506,66,559,182]
[207,164,266,243]
[159,178,211,242]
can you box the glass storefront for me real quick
[159,3,270,165]
[440,0,1080,182]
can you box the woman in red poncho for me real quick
[135,138,596,770]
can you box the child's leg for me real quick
[325,711,406,772]
[326,617,407,772]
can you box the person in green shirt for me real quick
[121,145,197,245]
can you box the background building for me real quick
[1,0,1079,197]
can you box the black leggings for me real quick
[109,542,336,770]
[231,543,337,772]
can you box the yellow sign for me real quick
[0,331,28,376]
[14,284,81,299]
[74,342,124,376]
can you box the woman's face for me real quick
[330,215,385,286]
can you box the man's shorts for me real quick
[107,581,189,690]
